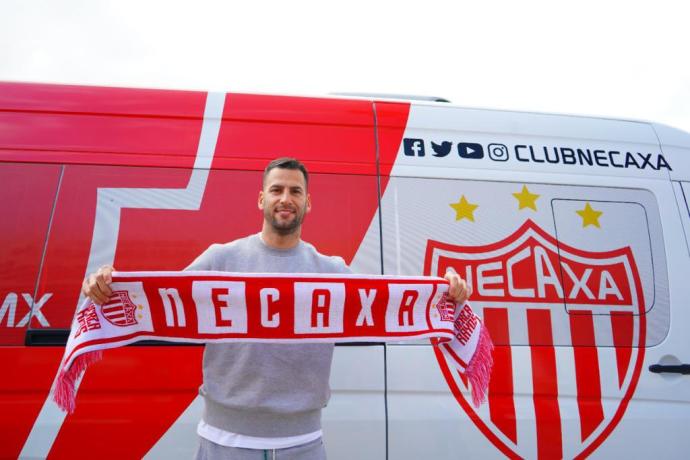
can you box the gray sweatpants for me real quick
[195,436,326,460]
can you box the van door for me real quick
[677,182,690,253]
[0,162,62,460]
[375,103,685,459]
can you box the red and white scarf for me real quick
[54,271,493,413]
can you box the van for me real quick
[2,81,689,459]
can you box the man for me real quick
[83,157,470,459]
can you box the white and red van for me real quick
[2,82,689,459]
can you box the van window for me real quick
[380,177,669,347]
[550,188,669,348]
[0,163,62,345]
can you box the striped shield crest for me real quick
[425,219,646,459]
[100,291,138,327]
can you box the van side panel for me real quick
[0,82,207,169]
[0,84,403,459]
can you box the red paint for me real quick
[611,312,634,388]
[373,101,410,193]
[527,309,562,460]
[570,311,604,441]
[0,82,206,169]
[0,347,65,460]
[48,347,203,459]
[0,82,206,117]
[214,94,377,175]
[0,164,61,345]
[575,270,646,460]
[484,308,517,444]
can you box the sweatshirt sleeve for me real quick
[184,244,221,271]
[332,256,352,274]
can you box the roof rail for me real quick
[330,92,451,103]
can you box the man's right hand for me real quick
[82,265,115,305]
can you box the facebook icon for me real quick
[403,138,425,157]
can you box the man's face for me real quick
[258,168,311,235]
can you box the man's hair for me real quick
[262,157,309,188]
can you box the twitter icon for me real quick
[431,141,452,157]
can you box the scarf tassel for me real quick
[465,323,494,407]
[53,350,103,414]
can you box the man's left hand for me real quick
[444,271,472,305]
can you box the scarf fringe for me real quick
[465,324,494,407]
[53,350,103,414]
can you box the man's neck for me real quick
[260,226,301,250]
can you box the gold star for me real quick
[512,185,540,211]
[449,195,478,222]
[576,202,603,228]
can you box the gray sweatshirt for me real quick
[185,233,350,437]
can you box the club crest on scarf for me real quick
[434,293,456,322]
[425,219,646,460]
[101,291,139,327]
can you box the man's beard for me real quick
[265,205,306,236]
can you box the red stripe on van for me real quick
[611,312,634,388]
[570,311,604,441]
[48,347,203,459]
[484,308,517,444]
[0,348,64,460]
[527,308,562,460]
[0,83,207,169]
[374,101,410,181]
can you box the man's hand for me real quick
[444,271,472,305]
[81,265,115,305]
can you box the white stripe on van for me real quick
[143,395,204,459]
[19,91,225,459]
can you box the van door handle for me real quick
[648,364,690,375]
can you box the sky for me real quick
[1,0,689,133]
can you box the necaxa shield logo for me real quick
[425,220,645,459]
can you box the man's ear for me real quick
[258,190,265,210]
[306,192,312,213]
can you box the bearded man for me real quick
[83,157,470,460]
